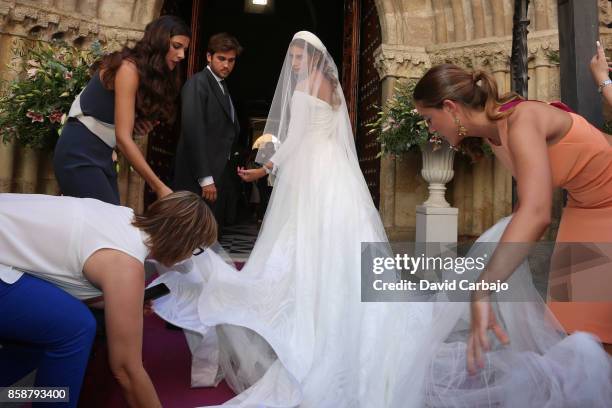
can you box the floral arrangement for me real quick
[367,80,443,157]
[0,40,104,150]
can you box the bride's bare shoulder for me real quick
[294,75,334,105]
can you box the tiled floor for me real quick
[218,222,260,262]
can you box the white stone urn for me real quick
[420,142,456,208]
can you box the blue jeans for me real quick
[0,274,96,407]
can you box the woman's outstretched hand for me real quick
[237,166,266,182]
[590,40,612,86]
[467,296,510,375]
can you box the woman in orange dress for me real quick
[413,64,612,369]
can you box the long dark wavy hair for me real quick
[98,15,191,123]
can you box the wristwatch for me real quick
[598,78,612,93]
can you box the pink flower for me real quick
[27,59,40,67]
[27,68,38,78]
[382,117,396,132]
[429,134,442,144]
[48,110,63,123]
[64,71,73,80]
[26,110,44,123]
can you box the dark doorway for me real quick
[152,0,344,219]
[197,0,344,226]
[151,0,382,218]
[354,0,382,207]
[192,0,345,145]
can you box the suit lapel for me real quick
[204,68,233,121]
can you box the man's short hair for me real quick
[207,33,243,56]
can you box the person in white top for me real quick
[0,191,216,408]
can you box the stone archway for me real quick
[369,0,563,240]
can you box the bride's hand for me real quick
[237,166,266,182]
[467,294,510,375]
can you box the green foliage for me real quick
[546,50,560,65]
[0,40,105,150]
[367,80,443,157]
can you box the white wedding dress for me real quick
[151,32,612,407]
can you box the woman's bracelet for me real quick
[598,78,612,93]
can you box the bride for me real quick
[151,31,611,407]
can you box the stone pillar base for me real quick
[416,205,458,243]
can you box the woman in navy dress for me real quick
[54,15,190,204]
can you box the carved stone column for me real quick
[13,146,39,193]
[39,151,59,195]
[373,44,429,80]
[373,44,430,240]
[378,76,397,232]
[126,132,149,213]
[0,140,15,193]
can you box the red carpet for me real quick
[79,262,246,407]
[78,314,235,407]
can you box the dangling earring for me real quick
[453,116,468,138]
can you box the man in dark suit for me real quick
[174,33,242,228]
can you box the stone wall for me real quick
[0,0,162,211]
[372,0,612,240]
[1,0,612,224]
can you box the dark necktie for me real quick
[219,80,234,122]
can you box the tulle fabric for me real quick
[254,31,357,174]
[151,31,611,408]
[152,215,612,407]
[151,97,612,406]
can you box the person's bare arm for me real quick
[475,106,554,292]
[84,249,161,408]
[114,61,172,199]
[590,41,612,107]
[487,105,553,258]
[468,104,554,373]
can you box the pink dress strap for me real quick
[499,99,575,113]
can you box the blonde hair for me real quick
[132,191,217,265]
